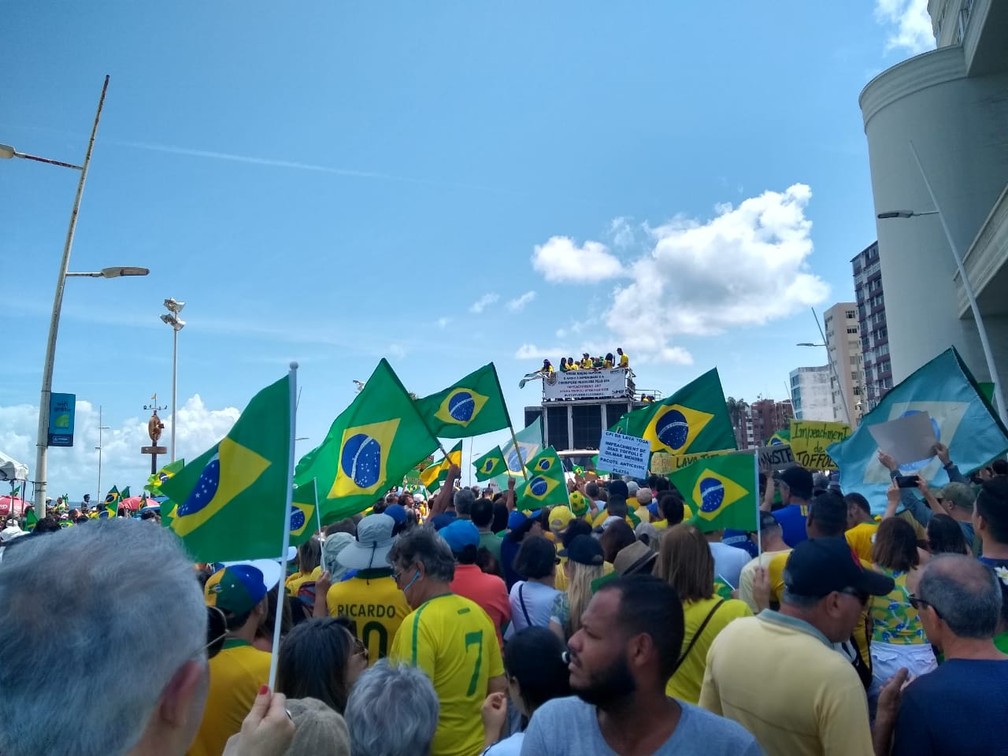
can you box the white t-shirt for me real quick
[483,732,523,755]
[506,580,560,638]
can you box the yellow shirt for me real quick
[327,572,411,663]
[554,559,614,592]
[845,521,879,564]
[619,354,629,368]
[285,570,313,597]
[188,640,272,756]
[666,597,752,704]
[391,593,505,756]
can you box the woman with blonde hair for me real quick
[655,524,752,704]
[548,535,605,641]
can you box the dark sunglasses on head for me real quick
[205,605,228,659]
[908,593,942,618]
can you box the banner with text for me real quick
[544,368,632,401]
[757,443,796,474]
[650,448,733,474]
[597,431,651,478]
[789,420,851,470]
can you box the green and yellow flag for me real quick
[419,441,463,493]
[104,486,121,519]
[146,459,185,496]
[24,507,38,531]
[414,363,510,439]
[295,359,439,526]
[290,480,318,547]
[516,447,569,511]
[668,452,757,533]
[160,375,292,562]
[615,368,735,455]
[473,446,506,482]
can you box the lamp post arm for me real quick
[33,75,110,519]
[909,141,1007,427]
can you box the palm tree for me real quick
[725,397,749,448]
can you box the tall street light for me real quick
[876,141,1007,427]
[0,76,150,520]
[161,299,186,462]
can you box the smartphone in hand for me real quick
[895,475,921,489]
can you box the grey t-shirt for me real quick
[520,696,763,755]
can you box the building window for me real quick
[846,310,856,319]
[847,327,858,334]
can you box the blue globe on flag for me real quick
[290,505,306,532]
[529,476,549,497]
[698,476,725,513]
[448,391,476,423]
[656,410,690,451]
[178,453,220,517]
[341,434,382,488]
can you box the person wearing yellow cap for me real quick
[548,505,575,537]
[190,564,272,756]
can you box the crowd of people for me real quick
[539,347,631,375]
[1,446,1007,755]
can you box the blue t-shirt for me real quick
[722,529,758,558]
[521,696,763,755]
[892,658,1008,756]
[772,504,808,547]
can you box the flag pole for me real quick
[268,362,298,692]
[753,449,762,557]
[490,363,529,482]
[313,480,323,537]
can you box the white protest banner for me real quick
[867,412,938,465]
[597,431,650,478]
[757,443,796,473]
[650,448,733,474]
[543,368,632,401]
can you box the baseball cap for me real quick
[507,511,528,531]
[558,534,605,566]
[440,519,480,554]
[338,513,396,571]
[204,564,268,617]
[774,466,814,500]
[548,505,574,532]
[383,503,408,525]
[784,537,894,598]
[568,490,589,517]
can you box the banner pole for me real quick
[268,362,298,691]
[754,448,762,557]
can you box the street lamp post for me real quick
[875,142,1007,427]
[95,405,110,503]
[161,299,186,463]
[798,336,853,426]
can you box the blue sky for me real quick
[0,1,934,501]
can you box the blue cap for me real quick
[439,520,480,554]
[507,511,528,530]
[383,503,407,525]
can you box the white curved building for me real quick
[859,0,1008,406]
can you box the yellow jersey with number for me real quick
[326,572,411,663]
[391,593,504,756]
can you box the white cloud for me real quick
[506,291,537,312]
[609,217,636,249]
[469,293,500,314]
[605,183,829,361]
[436,317,451,329]
[0,397,240,505]
[875,0,934,54]
[531,236,623,283]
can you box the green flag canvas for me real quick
[289,480,318,547]
[616,368,735,455]
[295,359,439,525]
[668,452,757,533]
[419,441,462,493]
[104,486,121,519]
[414,363,510,439]
[516,447,569,511]
[146,459,185,496]
[161,375,291,562]
[473,446,506,481]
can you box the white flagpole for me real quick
[268,362,298,691]
[754,449,763,558]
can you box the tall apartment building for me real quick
[790,366,836,421]
[860,0,1007,407]
[851,241,892,411]
[823,303,865,425]
[750,399,794,447]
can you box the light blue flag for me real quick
[828,348,1008,514]
[489,417,544,489]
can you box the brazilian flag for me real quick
[420,441,463,493]
[615,368,735,455]
[24,507,38,531]
[290,480,318,547]
[769,429,790,445]
[161,375,292,562]
[667,452,757,533]
[473,446,506,482]
[104,486,121,519]
[146,459,185,496]
[516,447,569,511]
[414,363,510,439]
[295,359,439,525]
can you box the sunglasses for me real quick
[840,588,870,607]
[908,593,942,618]
[205,605,228,659]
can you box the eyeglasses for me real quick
[392,564,413,585]
[908,593,942,618]
[204,605,229,659]
[840,588,870,607]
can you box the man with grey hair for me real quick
[0,519,208,756]
[388,527,506,756]
[700,537,893,754]
[454,486,476,520]
[874,554,1008,755]
[345,659,439,756]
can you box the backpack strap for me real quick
[670,599,726,676]
[518,583,534,626]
